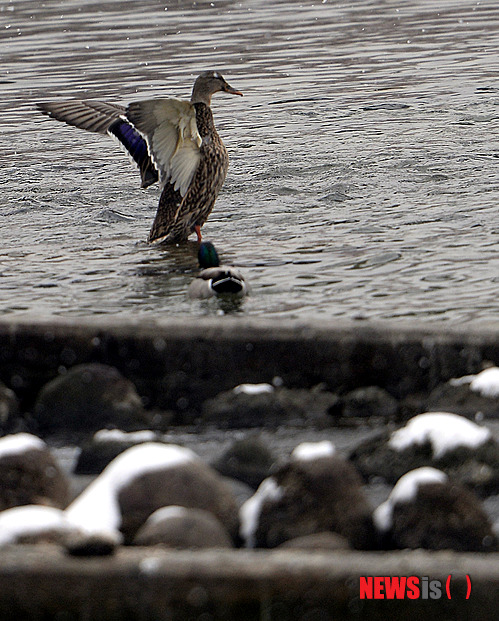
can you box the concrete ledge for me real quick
[0,546,497,620]
[1,316,499,411]
[1,319,499,619]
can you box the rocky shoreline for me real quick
[0,317,499,619]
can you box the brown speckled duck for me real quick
[38,71,243,243]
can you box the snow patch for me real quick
[450,367,499,398]
[0,505,79,546]
[0,433,46,459]
[292,440,335,461]
[144,505,190,526]
[233,383,274,395]
[239,477,283,548]
[93,429,157,443]
[388,412,491,458]
[373,467,448,532]
[470,367,499,398]
[66,443,197,537]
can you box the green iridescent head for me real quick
[198,241,220,269]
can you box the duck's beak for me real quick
[222,81,243,96]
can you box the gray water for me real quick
[2,0,499,322]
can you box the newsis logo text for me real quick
[359,575,471,600]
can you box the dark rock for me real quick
[241,455,376,550]
[117,455,240,544]
[0,381,18,432]
[64,531,119,556]
[202,386,340,429]
[212,435,276,489]
[74,430,159,475]
[224,477,255,507]
[340,386,398,419]
[15,530,69,545]
[349,429,420,484]
[134,506,233,549]
[279,531,350,551]
[0,433,70,510]
[427,380,499,418]
[68,474,95,503]
[33,363,149,435]
[75,439,144,475]
[376,473,497,552]
[432,440,499,495]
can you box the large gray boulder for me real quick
[33,363,148,435]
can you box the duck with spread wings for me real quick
[38,71,243,244]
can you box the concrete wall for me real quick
[0,546,496,621]
[0,317,497,412]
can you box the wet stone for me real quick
[64,531,119,557]
[74,430,160,475]
[118,459,240,544]
[201,386,340,429]
[278,531,351,551]
[427,380,499,419]
[0,381,18,433]
[339,386,399,419]
[134,506,233,549]
[0,434,70,511]
[33,363,149,436]
[75,439,148,475]
[15,529,69,546]
[212,435,276,489]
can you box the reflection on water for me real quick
[1,0,499,323]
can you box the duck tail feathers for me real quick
[211,275,245,295]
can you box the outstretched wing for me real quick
[37,100,125,133]
[126,98,202,196]
[37,100,158,188]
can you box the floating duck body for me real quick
[38,71,242,244]
[188,242,249,299]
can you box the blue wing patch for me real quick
[108,119,158,189]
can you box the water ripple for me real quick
[1,0,499,323]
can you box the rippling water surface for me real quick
[2,0,499,322]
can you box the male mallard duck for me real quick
[38,71,243,244]
[188,241,249,298]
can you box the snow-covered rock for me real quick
[388,412,491,459]
[373,467,448,532]
[0,505,80,545]
[427,367,499,419]
[67,442,239,543]
[0,433,70,511]
[373,467,496,552]
[240,454,375,550]
[350,412,499,494]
